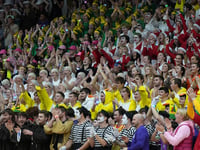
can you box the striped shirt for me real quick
[69,120,92,144]
[145,124,154,138]
[118,126,136,142]
[94,125,114,148]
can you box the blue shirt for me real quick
[128,125,149,150]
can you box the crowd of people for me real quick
[1,0,200,149]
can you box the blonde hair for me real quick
[176,108,189,121]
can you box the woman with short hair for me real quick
[157,108,194,150]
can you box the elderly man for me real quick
[123,113,149,150]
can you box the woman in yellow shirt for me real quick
[117,87,136,111]
[91,91,114,120]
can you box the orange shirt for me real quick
[114,123,125,132]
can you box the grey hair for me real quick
[28,72,36,79]
[40,69,48,75]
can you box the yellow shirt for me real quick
[36,86,54,111]
[113,86,133,102]
[91,102,113,120]
[44,119,73,150]
[113,90,123,102]
[156,99,177,118]
[104,90,114,105]
[175,0,185,12]
[119,98,136,111]
[135,86,151,111]
[172,87,188,108]
[69,101,82,110]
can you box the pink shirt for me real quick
[164,121,193,146]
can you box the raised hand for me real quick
[187,87,196,102]
[5,120,14,132]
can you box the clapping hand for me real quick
[187,87,196,102]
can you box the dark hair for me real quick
[58,106,67,113]
[180,66,185,77]
[115,76,125,84]
[176,53,184,60]
[171,120,178,130]
[84,56,92,66]
[98,110,110,123]
[180,94,186,99]
[126,111,137,121]
[132,51,141,62]
[84,33,92,43]
[1,108,13,115]
[81,2,88,9]
[135,73,144,83]
[80,88,91,94]
[115,107,126,116]
[48,111,52,119]
[26,107,39,119]
[158,52,166,61]
[1,108,15,122]
[17,112,28,119]
[154,75,164,83]
[110,36,115,43]
[139,106,149,114]
[127,71,133,77]
[173,78,182,88]
[66,108,75,118]
[134,32,142,39]
[185,3,192,10]
[191,63,200,69]
[69,92,79,99]
[78,106,90,118]
[144,55,152,63]
[57,91,65,99]
[159,111,170,119]
[108,113,114,119]
[39,110,49,118]
[120,35,129,43]
[122,87,131,98]
[159,86,169,94]
[191,55,200,63]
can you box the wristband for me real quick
[157,131,164,135]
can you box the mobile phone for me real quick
[95,98,100,105]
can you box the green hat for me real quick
[121,21,131,28]
[137,20,145,29]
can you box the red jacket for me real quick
[174,123,193,150]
